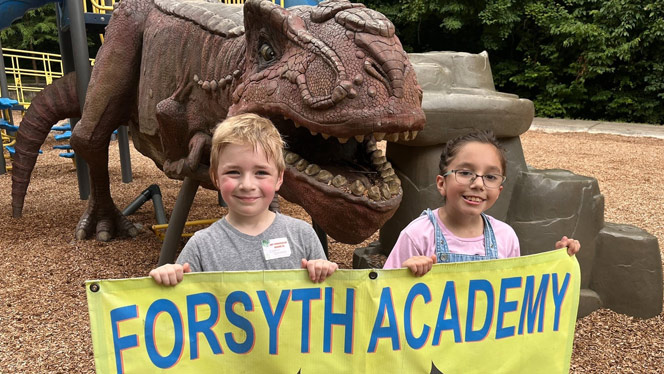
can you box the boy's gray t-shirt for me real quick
[176,213,326,272]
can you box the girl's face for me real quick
[436,142,504,220]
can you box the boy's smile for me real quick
[214,143,284,226]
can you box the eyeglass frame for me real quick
[441,169,507,189]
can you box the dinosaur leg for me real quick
[70,2,148,241]
[157,97,211,181]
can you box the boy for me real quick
[150,113,338,285]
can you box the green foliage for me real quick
[359,0,664,124]
[1,4,60,53]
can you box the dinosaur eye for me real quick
[259,43,277,64]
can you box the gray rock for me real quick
[591,223,663,318]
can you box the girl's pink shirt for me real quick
[383,208,521,269]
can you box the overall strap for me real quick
[423,209,500,263]
[422,209,451,262]
[481,213,499,260]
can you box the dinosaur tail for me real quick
[11,72,81,218]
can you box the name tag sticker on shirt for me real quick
[262,238,292,260]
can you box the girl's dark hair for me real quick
[438,130,507,175]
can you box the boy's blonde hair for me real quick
[209,113,285,186]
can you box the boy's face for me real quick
[436,142,503,220]
[214,143,284,222]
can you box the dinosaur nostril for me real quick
[364,59,392,96]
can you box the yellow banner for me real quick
[87,249,579,374]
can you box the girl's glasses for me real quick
[442,169,506,189]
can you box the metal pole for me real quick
[0,41,9,98]
[0,40,8,174]
[98,0,133,184]
[312,220,329,258]
[158,177,200,265]
[117,125,132,182]
[65,0,91,200]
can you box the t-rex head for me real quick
[229,0,425,244]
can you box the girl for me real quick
[383,130,580,276]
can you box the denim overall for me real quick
[423,209,499,263]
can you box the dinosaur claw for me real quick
[97,231,112,242]
[75,229,88,240]
[126,224,139,238]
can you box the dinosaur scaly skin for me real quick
[11,0,425,244]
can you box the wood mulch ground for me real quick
[0,122,662,373]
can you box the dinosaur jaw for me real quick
[279,168,402,244]
[273,116,412,244]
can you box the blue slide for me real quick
[0,0,59,30]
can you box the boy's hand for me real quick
[149,263,191,286]
[301,259,338,283]
[402,255,437,277]
[556,236,581,256]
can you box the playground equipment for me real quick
[1,97,19,173]
[0,0,132,192]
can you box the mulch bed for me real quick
[1,123,662,373]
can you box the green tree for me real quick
[359,0,664,124]
[1,4,59,53]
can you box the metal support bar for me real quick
[312,220,329,258]
[65,0,92,200]
[122,184,167,225]
[158,177,200,265]
[0,40,8,175]
[117,125,132,183]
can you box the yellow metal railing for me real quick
[3,48,64,106]
[2,0,284,106]
[151,218,220,240]
[2,48,96,107]
[85,0,116,13]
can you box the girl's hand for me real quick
[556,236,581,256]
[402,255,437,277]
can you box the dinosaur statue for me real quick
[10,0,426,244]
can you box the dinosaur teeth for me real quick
[350,180,366,196]
[337,137,349,144]
[321,133,330,140]
[368,186,381,201]
[315,170,333,183]
[332,175,348,187]
[411,131,419,139]
[285,145,402,201]
[387,179,401,194]
[379,168,395,179]
[376,162,392,171]
[295,159,309,171]
[380,185,392,199]
[386,133,399,142]
[373,132,386,141]
[284,152,300,165]
[354,135,365,142]
[399,131,410,141]
[310,130,318,136]
[304,164,321,176]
